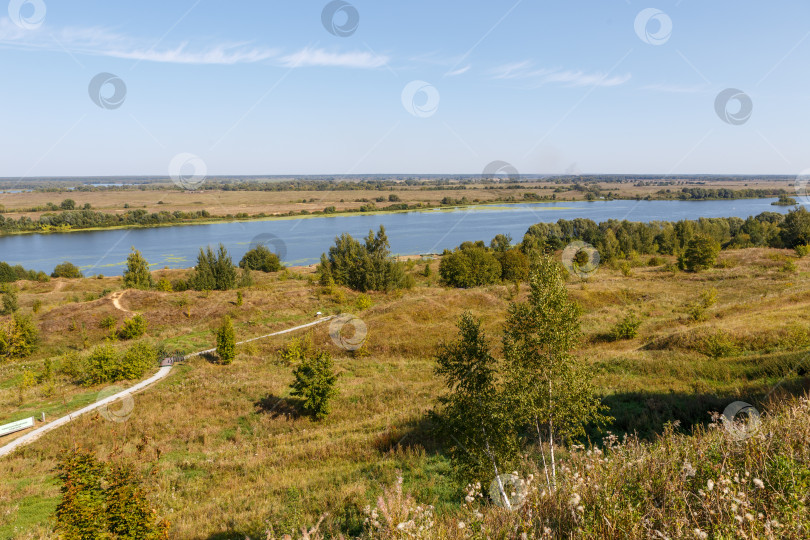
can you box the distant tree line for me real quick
[0,208,212,235]
[520,207,810,259]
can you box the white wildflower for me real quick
[753,478,764,489]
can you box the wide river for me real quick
[0,199,793,275]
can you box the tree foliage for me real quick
[239,245,282,273]
[0,313,39,361]
[55,449,168,540]
[680,234,720,272]
[123,247,154,290]
[290,349,338,420]
[51,261,84,279]
[189,244,237,291]
[439,245,501,288]
[432,313,519,487]
[318,226,404,291]
[216,316,236,365]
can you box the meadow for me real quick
[0,241,808,538]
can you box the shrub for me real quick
[439,246,501,288]
[498,249,529,283]
[236,290,243,306]
[78,341,157,386]
[1,285,19,314]
[55,450,168,540]
[122,248,154,290]
[98,315,117,330]
[156,277,172,292]
[118,314,147,340]
[619,261,632,277]
[608,313,642,341]
[216,316,236,365]
[239,245,282,273]
[795,244,810,258]
[0,313,39,361]
[278,334,314,366]
[290,350,338,420]
[355,294,372,310]
[51,261,84,279]
[32,299,42,313]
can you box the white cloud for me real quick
[280,47,389,69]
[0,18,386,68]
[445,64,471,77]
[490,60,630,88]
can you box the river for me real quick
[0,198,793,275]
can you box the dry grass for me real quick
[0,248,809,538]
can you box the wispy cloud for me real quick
[0,18,386,68]
[490,60,630,88]
[445,64,471,77]
[641,83,711,94]
[280,47,389,69]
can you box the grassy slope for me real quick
[0,249,808,538]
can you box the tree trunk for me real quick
[535,416,552,491]
[482,427,512,511]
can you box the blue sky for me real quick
[0,0,808,177]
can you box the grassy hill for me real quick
[0,248,808,538]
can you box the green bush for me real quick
[216,316,236,365]
[51,261,84,279]
[795,244,810,258]
[78,341,158,386]
[1,285,19,314]
[498,249,529,283]
[608,313,642,341]
[290,350,338,420]
[439,246,501,288]
[356,294,373,310]
[55,450,168,540]
[118,315,147,340]
[0,313,39,361]
[98,315,117,330]
[239,245,282,273]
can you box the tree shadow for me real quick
[373,413,445,455]
[593,375,810,441]
[254,394,304,420]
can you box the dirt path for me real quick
[52,280,65,293]
[109,290,134,315]
[0,316,335,458]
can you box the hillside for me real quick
[0,248,808,538]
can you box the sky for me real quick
[0,0,808,177]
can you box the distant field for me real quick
[0,247,808,537]
[0,177,795,222]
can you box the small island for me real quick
[772,194,798,206]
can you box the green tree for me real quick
[319,226,404,291]
[290,349,338,420]
[680,234,720,272]
[1,285,19,315]
[0,313,39,361]
[189,244,236,291]
[55,449,107,539]
[55,450,168,540]
[498,249,530,283]
[106,461,168,539]
[439,246,501,288]
[60,198,76,210]
[52,261,84,279]
[239,245,282,272]
[433,313,519,498]
[216,316,236,365]
[502,256,610,489]
[122,248,154,290]
[779,206,810,248]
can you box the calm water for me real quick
[0,199,792,275]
